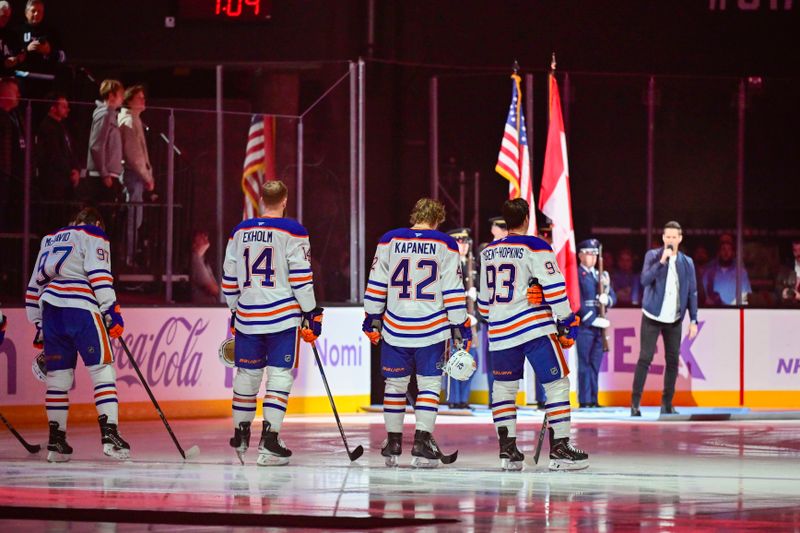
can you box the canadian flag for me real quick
[539,74,579,312]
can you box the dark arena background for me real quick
[0,1,798,531]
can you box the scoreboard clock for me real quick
[177,0,272,21]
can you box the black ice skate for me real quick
[47,421,73,463]
[257,421,291,466]
[230,421,251,465]
[410,430,457,468]
[548,428,588,471]
[98,414,131,460]
[380,432,402,467]
[498,427,524,471]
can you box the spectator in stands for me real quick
[0,77,22,230]
[703,233,751,306]
[190,230,219,304]
[1,1,25,77]
[119,85,154,266]
[775,239,800,306]
[35,93,79,230]
[17,1,65,78]
[691,244,710,307]
[611,247,641,306]
[84,79,124,231]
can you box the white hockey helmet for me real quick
[443,349,476,381]
[31,351,47,382]
[218,338,236,368]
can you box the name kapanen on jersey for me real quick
[241,230,274,244]
[392,241,438,255]
[482,246,525,261]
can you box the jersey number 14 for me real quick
[243,247,275,288]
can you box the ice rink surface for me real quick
[1,409,800,531]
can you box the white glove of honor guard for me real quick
[597,293,610,306]
[592,317,611,329]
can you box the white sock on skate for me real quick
[491,379,519,438]
[232,367,263,427]
[383,375,410,433]
[414,375,441,433]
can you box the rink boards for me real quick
[0,306,370,424]
[1,306,799,424]
[469,308,800,409]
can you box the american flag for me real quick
[241,114,275,219]
[495,73,537,235]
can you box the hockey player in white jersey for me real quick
[478,198,588,471]
[223,180,323,466]
[25,207,129,462]
[363,198,472,467]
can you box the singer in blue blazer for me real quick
[631,221,699,417]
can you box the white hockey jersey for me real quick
[478,235,573,351]
[364,228,467,348]
[223,217,317,335]
[25,224,117,325]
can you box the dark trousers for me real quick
[577,327,604,405]
[631,314,682,408]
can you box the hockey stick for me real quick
[117,337,200,460]
[0,411,41,454]
[310,341,364,462]
[533,412,548,465]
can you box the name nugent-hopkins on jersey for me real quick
[364,228,467,348]
[223,217,316,335]
[25,225,117,325]
[478,235,573,351]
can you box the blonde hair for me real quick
[409,198,446,228]
[99,79,123,101]
[261,180,288,207]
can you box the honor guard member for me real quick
[25,207,129,462]
[478,198,588,471]
[576,239,616,408]
[445,227,479,409]
[363,198,471,467]
[223,180,323,466]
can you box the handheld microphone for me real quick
[667,245,674,251]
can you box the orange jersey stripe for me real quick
[383,315,449,331]
[548,408,570,417]
[94,390,116,399]
[444,296,465,304]
[489,312,551,335]
[46,398,69,403]
[50,285,95,295]
[237,304,301,318]
[288,275,313,283]
[544,289,566,298]
[90,276,114,284]
[366,287,387,296]
[492,406,517,416]
[383,400,406,406]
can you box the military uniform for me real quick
[576,239,616,408]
